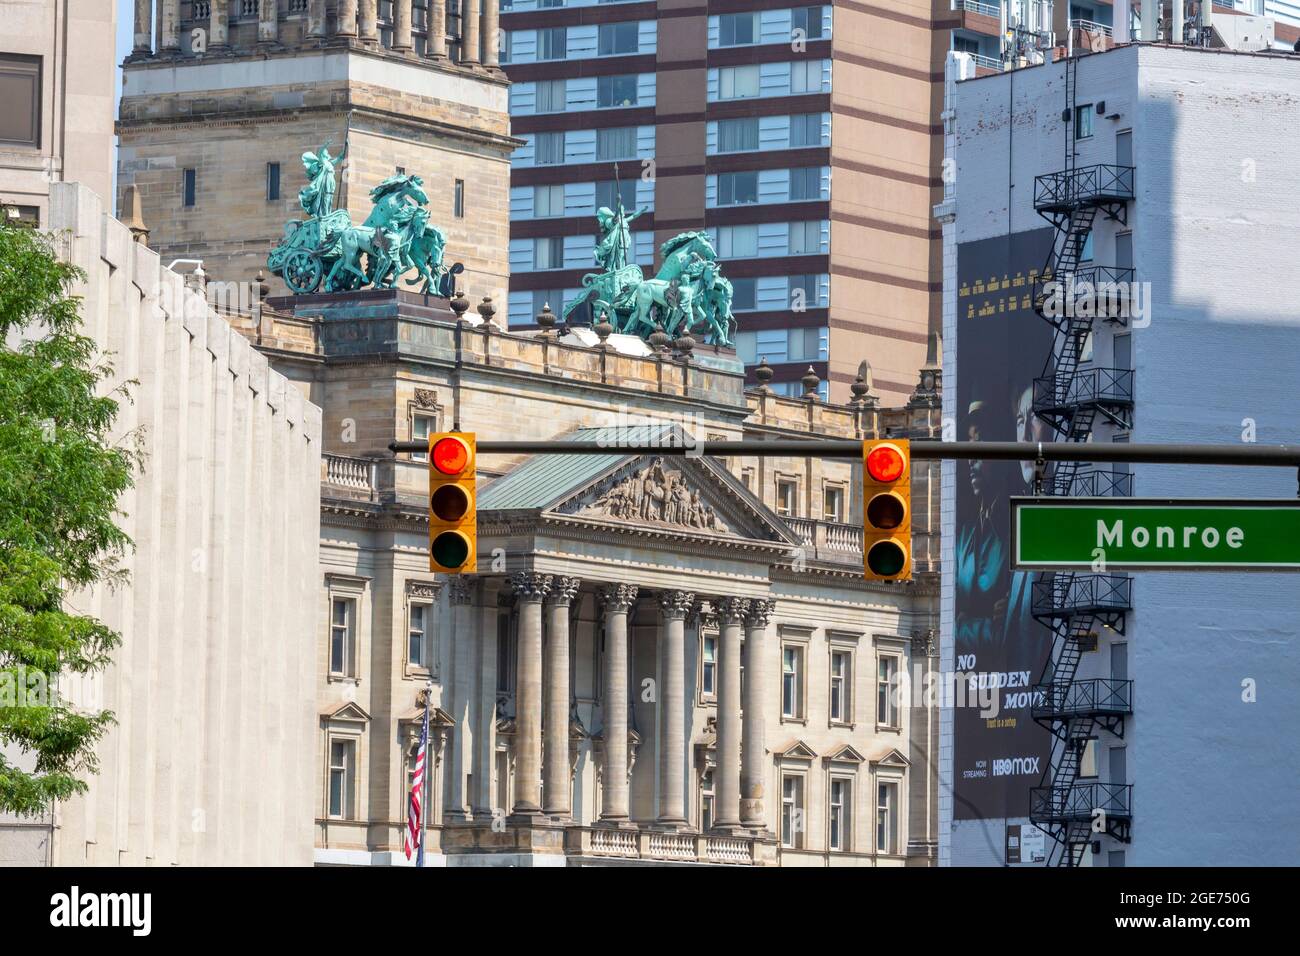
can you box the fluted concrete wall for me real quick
[0,182,322,866]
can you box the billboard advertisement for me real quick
[953,227,1056,821]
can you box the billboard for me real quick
[953,227,1055,821]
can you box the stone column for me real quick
[427,0,447,58]
[482,0,500,68]
[258,0,279,45]
[209,0,229,50]
[443,578,475,822]
[714,597,748,829]
[337,0,358,37]
[161,0,180,51]
[462,0,481,65]
[307,0,328,39]
[392,0,413,50]
[599,584,638,822]
[657,591,693,827]
[510,572,551,816]
[741,598,774,829]
[133,0,152,54]
[358,0,379,43]
[543,577,579,818]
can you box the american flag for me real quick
[404,693,431,866]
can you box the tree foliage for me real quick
[0,223,137,816]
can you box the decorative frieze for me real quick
[580,458,729,533]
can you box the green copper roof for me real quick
[477,423,682,512]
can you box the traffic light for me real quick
[863,439,911,581]
[428,432,476,574]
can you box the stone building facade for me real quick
[117,1,516,301]
[0,183,323,867]
[232,288,942,866]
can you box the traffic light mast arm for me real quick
[391,439,1300,468]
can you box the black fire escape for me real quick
[1026,58,1137,867]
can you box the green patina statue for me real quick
[561,195,737,348]
[268,142,462,297]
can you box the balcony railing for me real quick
[970,53,1004,72]
[1034,164,1136,214]
[1033,677,1134,720]
[1032,266,1136,319]
[322,454,378,499]
[958,0,1002,19]
[1032,573,1133,617]
[1034,367,1135,413]
[1070,18,1113,36]
[1030,782,1133,823]
[570,826,758,864]
[1048,467,1134,498]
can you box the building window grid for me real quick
[328,739,354,819]
[877,655,898,728]
[829,649,850,724]
[408,602,430,670]
[775,478,798,518]
[829,777,851,852]
[781,644,804,719]
[330,598,354,677]
[876,782,895,853]
[781,773,805,848]
[701,634,718,698]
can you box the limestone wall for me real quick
[0,182,323,866]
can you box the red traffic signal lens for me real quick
[431,530,471,569]
[866,444,906,483]
[866,540,907,577]
[432,436,470,475]
[431,484,470,522]
[866,492,907,530]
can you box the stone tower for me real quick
[117,1,514,301]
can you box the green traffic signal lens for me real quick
[866,492,906,530]
[431,530,471,569]
[431,483,470,522]
[866,540,906,577]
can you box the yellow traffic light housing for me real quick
[428,432,476,574]
[863,439,911,581]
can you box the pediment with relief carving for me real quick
[574,456,729,533]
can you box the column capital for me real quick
[547,575,581,607]
[449,577,475,605]
[716,596,750,625]
[658,590,695,621]
[743,598,775,630]
[510,571,553,604]
[599,583,639,613]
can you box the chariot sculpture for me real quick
[268,142,463,297]
[560,195,738,348]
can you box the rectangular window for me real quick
[830,649,849,722]
[534,131,565,166]
[531,289,566,319]
[702,635,717,697]
[877,656,898,727]
[536,79,567,113]
[534,236,564,270]
[409,603,428,668]
[829,778,850,851]
[1075,103,1094,139]
[454,179,465,218]
[781,645,803,718]
[597,74,639,108]
[789,166,821,202]
[718,65,760,100]
[790,60,823,95]
[0,54,41,147]
[789,113,823,148]
[717,171,758,206]
[788,221,822,255]
[792,6,825,40]
[533,184,565,218]
[266,162,281,201]
[789,274,820,307]
[876,782,895,853]
[781,774,804,848]
[539,27,567,60]
[411,412,436,462]
[715,225,758,259]
[776,479,798,518]
[183,168,197,207]
[1079,738,1099,778]
[330,598,354,676]
[701,769,715,829]
[598,21,639,56]
[328,740,354,819]
[596,126,637,161]
[594,178,637,213]
[718,11,759,46]
[717,117,760,153]
[824,485,844,522]
[730,277,757,311]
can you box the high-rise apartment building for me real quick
[501,1,946,406]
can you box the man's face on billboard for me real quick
[1015,387,1044,486]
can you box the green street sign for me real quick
[1011,498,1300,571]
